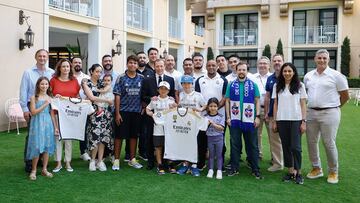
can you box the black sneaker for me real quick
[168,163,177,174]
[157,164,165,175]
[282,173,295,182]
[252,171,264,180]
[227,169,239,176]
[138,153,148,161]
[295,174,304,185]
[124,154,130,162]
[225,163,232,170]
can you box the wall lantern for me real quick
[19,10,34,50]
[112,40,122,56]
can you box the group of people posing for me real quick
[20,47,349,185]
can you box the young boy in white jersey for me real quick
[146,81,176,175]
[177,75,206,176]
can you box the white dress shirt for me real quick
[304,67,348,108]
[253,72,272,106]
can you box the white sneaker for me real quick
[89,160,96,171]
[207,169,214,178]
[128,158,143,169]
[80,153,91,161]
[97,161,107,172]
[216,170,223,179]
[112,159,120,171]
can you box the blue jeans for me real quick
[230,127,260,172]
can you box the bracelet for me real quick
[301,119,306,123]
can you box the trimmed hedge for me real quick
[348,78,360,88]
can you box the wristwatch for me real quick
[256,115,260,118]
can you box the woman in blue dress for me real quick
[26,77,57,180]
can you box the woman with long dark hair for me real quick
[82,64,114,172]
[272,62,307,184]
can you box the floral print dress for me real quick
[85,79,113,151]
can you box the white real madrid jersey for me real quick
[163,108,208,163]
[52,98,94,141]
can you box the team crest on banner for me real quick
[173,115,177,123]
[231,103,239,115]
[244,105,253,118]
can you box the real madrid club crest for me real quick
[138,82,141,87]
[216,80,220,85]
[156,112,162,118]
[244,105,253,118]
[231,103,239,115]
[187,121,191,126]
[172,115,177,123]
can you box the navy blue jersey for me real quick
[265,73,277,117]
[113,72,144,113]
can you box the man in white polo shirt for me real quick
[195,59,228,170]
[253,56,272,160]
[304,49,349,184]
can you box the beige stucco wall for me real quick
[0,1,46,131]
[342,1,360,77]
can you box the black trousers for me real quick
[138,113,147,156]
[79,133,87,155]
[197,130,207,168]
[277,121,302,170]
[145,115,155,166]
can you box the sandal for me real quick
[41,170,53,178]
[29,171,37,181]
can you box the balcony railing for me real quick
[194,25,204,37]
[169,16,182,39]
[219,29,257,46]
[292,25,338,44]
[127,0,150,31]
[49,0,95,17]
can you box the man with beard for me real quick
[195,60,228,170]
[192,52,207,80]
[146,47,159,71]
[71,57,91,162]
[135,51,154,161]
[225,61,262,179]
[164,54,182,91]
[264,54,284,172]
[175,58,194,103]
[102,54,119,88]
[216,55,232,78]
[225,55,241,83]
[137,51,154,78]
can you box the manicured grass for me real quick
[0,103,359,202]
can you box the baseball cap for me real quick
[180,75,194,84]
[158,81,170,89]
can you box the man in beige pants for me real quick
[264,54,284,172]
[304,49,349,184]
[253,56,272,160]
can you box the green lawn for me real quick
[0,103,359,202]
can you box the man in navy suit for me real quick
[142,59,175,170]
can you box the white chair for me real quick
[355,90,360,106]
[5,98,26,135]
